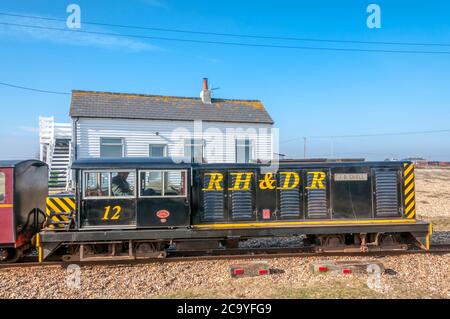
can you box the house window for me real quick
[236,139,253,163]
[0,173,5,203]
[139,170,186,197]
[184,138,204,163]
[149,144,167,157]
[100,138,124,158]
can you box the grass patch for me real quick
[155,289,222,299]
[272,281,384,299]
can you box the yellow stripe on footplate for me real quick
[194,219,416,229]
[403,163,416,219]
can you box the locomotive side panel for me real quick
[331,166,373,219]
[193,162,409,226]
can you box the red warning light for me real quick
[233,269,244,275]
[343,268,352,274]
[318,266,328,272]
[259,269,269,275]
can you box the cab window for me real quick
[164,171,186,196]
[139,170,186,197]
[111,171,135,197]
[85,172,110,197]
[84,171,135,199]
[0,173,5,203]
[140,171,163,196]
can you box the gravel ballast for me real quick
[0,254,449,299]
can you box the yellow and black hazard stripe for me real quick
[403,163,416,219]
[45,196,76,228]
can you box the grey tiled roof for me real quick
[69,90,274,124]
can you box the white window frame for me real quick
[82,169,136,200]
[235,138,254,163]
[184,138,204,163]
[149,144,168,157]
[139,169,187,198]
[100,137,124,158]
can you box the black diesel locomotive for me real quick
[29,157,432,263]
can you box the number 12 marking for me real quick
[102,205,121,220]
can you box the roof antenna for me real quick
[210,81,220,91]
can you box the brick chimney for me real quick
[200,78,212,104]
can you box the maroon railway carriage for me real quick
[0,160,47,262]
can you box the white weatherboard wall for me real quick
[75,118,273,162]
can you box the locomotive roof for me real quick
[0,159,47,168]
[72,157,192,169]
[72,157,408,170]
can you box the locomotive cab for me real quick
[73,158,191,230]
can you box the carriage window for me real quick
[85,172,110,197]
[164,171,186,196]
[111,171,135,197]
[139,170,186,197]
[0,173,5,203]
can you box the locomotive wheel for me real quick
[135,242,167,258]
[62,245,95,262]
[136,242,156,254]
[379,233,399,245]
[379,233,407,250]
[0,248,21,263]
[314,235,347,253]
[319,235,345,247]
[0,248,9,262]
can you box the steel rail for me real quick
[1,244,449,270]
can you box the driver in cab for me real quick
[112,172,133,196]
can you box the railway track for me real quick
[1,244,449,270]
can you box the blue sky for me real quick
[1,0,450,160]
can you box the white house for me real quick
[69,79,275,164]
